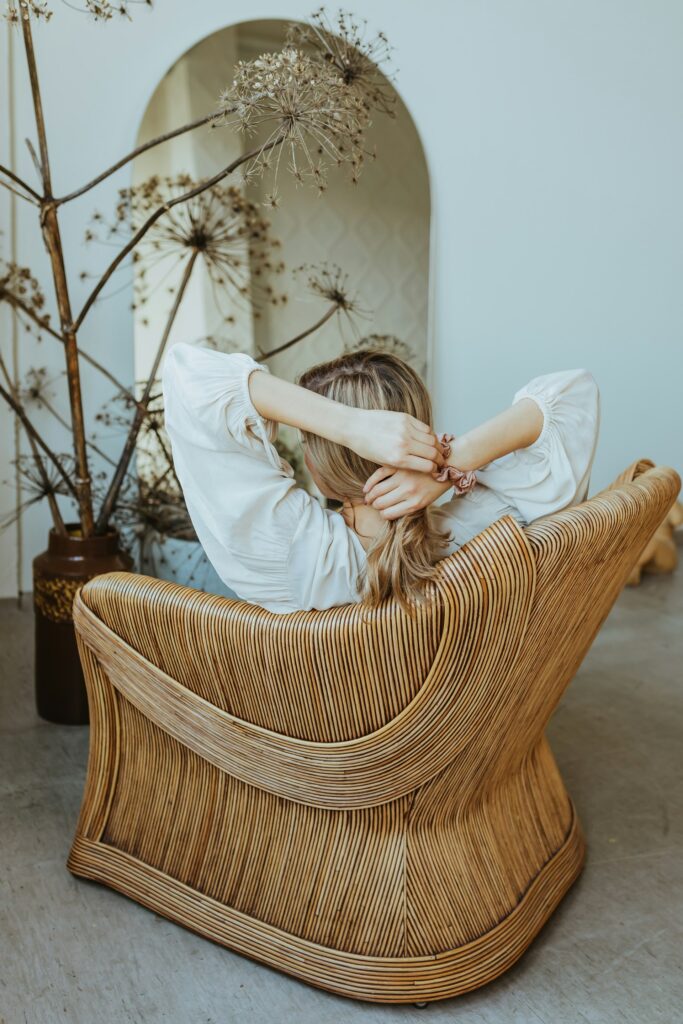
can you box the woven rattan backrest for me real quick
[81,465,679,751]
[81,566,446,742]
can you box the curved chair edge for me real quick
[67,804,584,1004]
[72,516,536,810]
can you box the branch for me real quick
[0,164,41,204]
[20,7,95,534]
[0,381,79,501]
[1,288,140,409]
[147,420,183,492]
[73,135,284,334]
[0,352,67,535]
[95,251,198,532]
[54,111,219,206]
[259,303,338,361]
[25,139,44,185]
[41,395,139,487]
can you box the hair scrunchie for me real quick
[434,433,477,495]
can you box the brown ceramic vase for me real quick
[33,525,133,725]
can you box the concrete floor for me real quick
[1,571,682,1024]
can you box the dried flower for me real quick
[3,0,152,23]
[0,258,51,336]
[294,261,367,331]
[19,366,62,410]
[15,451,74,500]
[289,8,396,117]
[344,333,425,376]
[3,0,51,22]
[214,45,372,190]
[98,383,196,541]
[83,175,286,322]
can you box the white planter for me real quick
[140,529,238,600]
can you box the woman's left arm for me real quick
[364,399,544,519]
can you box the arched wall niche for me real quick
[132,18,432,389]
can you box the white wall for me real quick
[2,0,682,597]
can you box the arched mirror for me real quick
[128,16,431,590]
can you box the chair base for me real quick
[67,809,585,1005]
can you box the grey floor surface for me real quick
[1,571,682,1024]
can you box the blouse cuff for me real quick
[228,354,282,470]
[512,388,552,456]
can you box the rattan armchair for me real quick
[68,461,679,1004]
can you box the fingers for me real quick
[407,424,444,468]
[379,498,421,521]
[363,465,395,494]
[368,481,404,510]
[410,437,444,465]
[402,455,440,474]
[407,415,433,436]
[365,476,401,506]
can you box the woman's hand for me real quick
[363,465,452,519]
[345,409,444,474]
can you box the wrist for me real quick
[447,434,478,472]
[329,402,355,448]
[333,403,366,451]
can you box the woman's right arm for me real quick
[248,369,443,474]
[162,344,439,610]
[162,343,361,611]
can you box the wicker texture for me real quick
[68,463,680,1003]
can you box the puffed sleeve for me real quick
[162,342,365,613]
[476,369,600,524]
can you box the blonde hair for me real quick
[298,350,449,613]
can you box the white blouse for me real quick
[162,343,600,614]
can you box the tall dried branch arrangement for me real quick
[0,1,396,540]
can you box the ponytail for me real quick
[298,349,450,614]
[362,508,450,614]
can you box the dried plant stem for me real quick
[35,454,65,531]
[1,289,140,407]
[95,251,198,533]
[40,394,136,482]
[147,422,183,492]
[0,380,78,503]
[0,162,41,202]
[260,303,338,361]
[20,8,94,534]
[25,138,43,181]
[0,352,67,535]
[55,111,221,207]
[73,135,285,335]
[25,427,67,534]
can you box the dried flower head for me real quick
[84,175,286,322]
[293,261,368,337]
[14,452,74,500]
[3,0,152,23]
[0,258,51,336]
[96,383,196,542]
[214,45,372,190]
[19,366,61,409]
[294,261,358,311]
[3,0,51,22]
[289,8,396,117]
[344,333,425,375]
[1,451,75,533]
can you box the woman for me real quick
[162,343,600,613]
